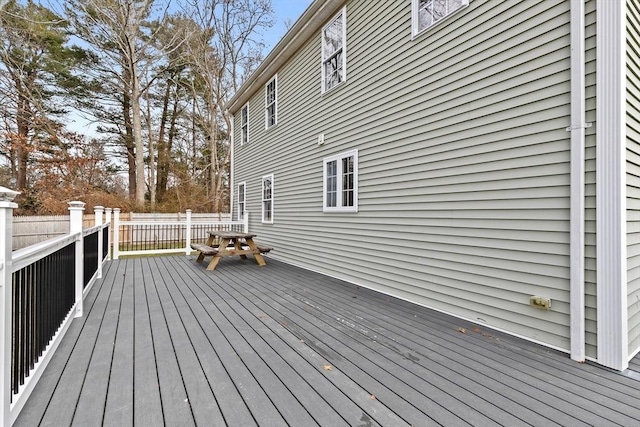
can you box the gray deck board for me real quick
[304,267,640,424]
[141,258,195,426]
[132,258,164,426]
[169,257,389,427]
[162,259,333,425]
[265,266,635,425]
[40,259,127,427]
[71,258,127,426]
[103,258,136,426]
[151,257,258,427]
[14,256,640,427]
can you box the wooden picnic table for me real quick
[191,230,271,270]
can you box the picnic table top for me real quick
[208,230,257,239]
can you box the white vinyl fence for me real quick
[12,212,231,250]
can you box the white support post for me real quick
[69,201,85,318]
[185,209,192,255]
[105,208,112,223]
[94,206,104,279]
[243,211,249,233]
[113,209,120,260]
[0,187,18,427]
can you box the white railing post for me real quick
[243,211,249,233]
[113,208,120,260]
[185,209,192,255]
[105,208,112,260]
[0,187,18,427]
[69,201,85,318]
[94,206,104,279]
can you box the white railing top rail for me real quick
[12,233,79,273]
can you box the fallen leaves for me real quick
[323,364,333,371]
[456,327,467,334]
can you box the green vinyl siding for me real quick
[233,0,574,351]
[584,0,597,359]
[627,0,640,359]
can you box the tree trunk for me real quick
[131,68,146,207]
[15,93,30,190]
[123,73,136,201]
[209,102,218,212]
[156,81,171,202]
[145,89,156,209]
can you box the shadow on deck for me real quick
[14,256,640,426]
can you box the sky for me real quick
[264,0,314,50]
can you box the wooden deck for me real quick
[14,255,640,426]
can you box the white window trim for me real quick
[237,181,246,221]
[265,75,277,129]
[323,149,358,213]
[240,104,249,145]
[321,6,347,94]
[411,0,470,39]
[262,174,274,224]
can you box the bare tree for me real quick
[183,0,274,212]
[64,0,184,207]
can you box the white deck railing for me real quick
[0,197,110,427]
[0,190,241,426]
[112,209,248,258]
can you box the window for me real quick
[412,0,469,36]
[241,105,248,144]
[322,8,347,92]
[262,174,274,223]
[265,76,277,128]
[237,182,246,221]
[323,150,358,212]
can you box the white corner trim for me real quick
[596,0,628,371]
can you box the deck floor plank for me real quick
[140,257,195,426]
[269,280,549,427]
[265,262,640,424]
[210,264,456,426]
[151,258,256,426]
[259,264,624,426]
[38,259,127,427]
[72,258,130,426]
[277,280,532,425]
[174,258,411,427]
[153,258,259,427]
[14,256,640,427]
[102,258,137,425]
[169,256,372,427]
[156,259,288,426]
[148,257,228,426]
[131,258,164,426]
[165,260,320,427]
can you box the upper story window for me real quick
[322,8,347,93]
[241,105,248,144]
[262,174,274,223]
[323,150,358,212]
[265,76,277,128]
[412,0,469,36]
[237,182,246,221]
